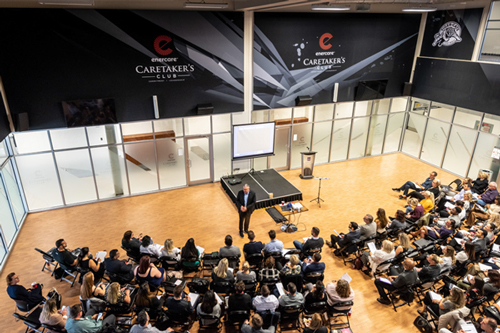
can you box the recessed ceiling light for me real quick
[311,4,351,11]
[184,2,229,9]
[402,7,438,12]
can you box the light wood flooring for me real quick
[0,152,461,333]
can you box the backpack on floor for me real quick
[413,315,432,333]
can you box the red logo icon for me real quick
[154,35,173,56]
[319,33,333,50]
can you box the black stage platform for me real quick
[221,168,303,210]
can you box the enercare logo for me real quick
[301,32,345,68]
[432,21,462,47]
[319,33,333,51]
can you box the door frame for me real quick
[184,135,214,185]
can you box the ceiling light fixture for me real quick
[402,6,438,12]
[311,4,351,11]
[184,2,229,9]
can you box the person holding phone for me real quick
[65,304,115,333]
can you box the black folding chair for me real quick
[279,305,303,332]
[198,314,223,332]
[12,305,43,333]
[34,247,59,276]
[328,300,353,329]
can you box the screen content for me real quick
[233,122,276,160]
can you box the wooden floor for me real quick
[0,152,461,333]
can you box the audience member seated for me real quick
[237,262,257,282]
[420,191,435,214]
[161,239,181,260]
[303,313,328,333]
[220,234,241,262]
[165,285,193,320]
[466,196,500,227]
[456,242,476,264]
[253,285,279,312]
[134,255,166,288]
[416,254,442,282]
[53,239,78,270]
[197,290,221,325]
[440,246,456,272]
[65,304,115,333]
[131,310,173,333]
[135,282,163,319]
[281,255,301,276]
[106,282,131,305]
[181,238,201,267]
[228,281,252,313]
[406,198,424,222]
[122,230,142,256]
[387,210,407,234]
[375,258,418,305]
[302,253,325,275]
[242,313,275,333]
[359,214,377,241]
[414,220,455,240]
[472,171,490,194]
[139,235,163,258]
[263,230,283,254]
[6,272,45,308]
[395,233,413,257]
[243,230,265,257]
[260,257,280,281]
[325,278,354,311]
[375,208,389,233]
[293,227,324,253]
[212,258,235,284]
[104,249,134,283]
[81,272,105,303]
[477,182,499,206]
[326,221,360,254]
[465,276,485,308]
[278,282,304,307]
[359,240,395,276]
[418,288,465,319]
[77,247,105,282]
[39,298,67,333]
[407,179,441,202]
[484,270,500,298]
[304,281,326,308]
[392,171,437,198]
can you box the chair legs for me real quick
[60,270,79,287]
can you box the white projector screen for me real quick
[232,122,276,160]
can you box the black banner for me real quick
[253,12,421,109]
[420,8,483,60]
[0,9,244,129]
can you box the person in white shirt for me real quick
[130,310,173,333]
[161,239,180,260]
[139,235,163,258]
[453,183,472,202]
[263,230,283,254]
[252,285,279,312]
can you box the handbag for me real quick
[413,315,432,333]
[187,277,210,294]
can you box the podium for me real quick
[299,151,317,179]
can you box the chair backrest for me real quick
[304,247,322,257]
[35,247,56,262]
[210,281,234,295]
[14,299,31,312]
[227,310,250,323]
[281,274,304,293]
[159,256,180,270]
[198,314,221,327]
[280,305,302,319]
[331,300,353,313]
[304,301,327,314]
[246,253,264,268]
[304,272,324,284]
[41,323,66,333]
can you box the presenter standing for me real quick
[237,184,257,238]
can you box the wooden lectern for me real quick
[299,151,317,179]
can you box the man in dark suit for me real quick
[326,222,360,254]
[292,227,324,253]
[237,184,257,238]
[165,285,193,320]
[104,249,134,283]
[375,258,418,305]
[301,252,325,275]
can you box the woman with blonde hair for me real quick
[440,245,456,271]
[420,191,435,214]
[406,197,425,222]
[472,172,489,194]
[303,313,328,333]
[39,298,67,333]
[395,233,413,256]
[325,278,355,312]
[236,261,256,282]
[80,272,105,301]
[212,258,235,284]
[161,239,181,260]
[282,254,301,275]
[419,287,465,318]
[106,282,131,305]
[375,208,389,233]
[360,240,395,275]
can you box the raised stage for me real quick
[220,168,303,210]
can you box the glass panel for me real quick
[468,133,500,181]
[0,179,16,247]
[430,102,454,122]
[187,137,211,182]
[90,146,129,199]
[270,127,290,169]
[454,108,483,129]
[157,139,187,189]
[491,1,500,19]
[334,102,354,119]
[121,121,153,142]
[212,114,231,133]
[330,119,351,162]
[371,99,391,115]
[2,162,25,224]
[184,116,211,136]
[252,110,269,124]
[50,128,88,150]
[312,121,332,164]
[410,98,430,115]
[0,235,6,264]
[213,133,231,179]
[124,142,158,194]
[366,115,388,156]
[291,123,312,169]
[15,153,63,210]
[54,149,97,205]
[354,101,373,117]
[402,113,427,157]
[384,113,405,153]
[348,117,370,159]
[87,124,122,146]
[390,97,408,112]
[420,119,451,166]
[153,118,183,137]
[253,157,268,171]
[10,131,51,154]
[442,126,477,177]
[482,113,500,136]
[293,106,314,123]
[314,104,334,121]
[0,140,9,165]
[481,30,500,60]
[270,108,292,122]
